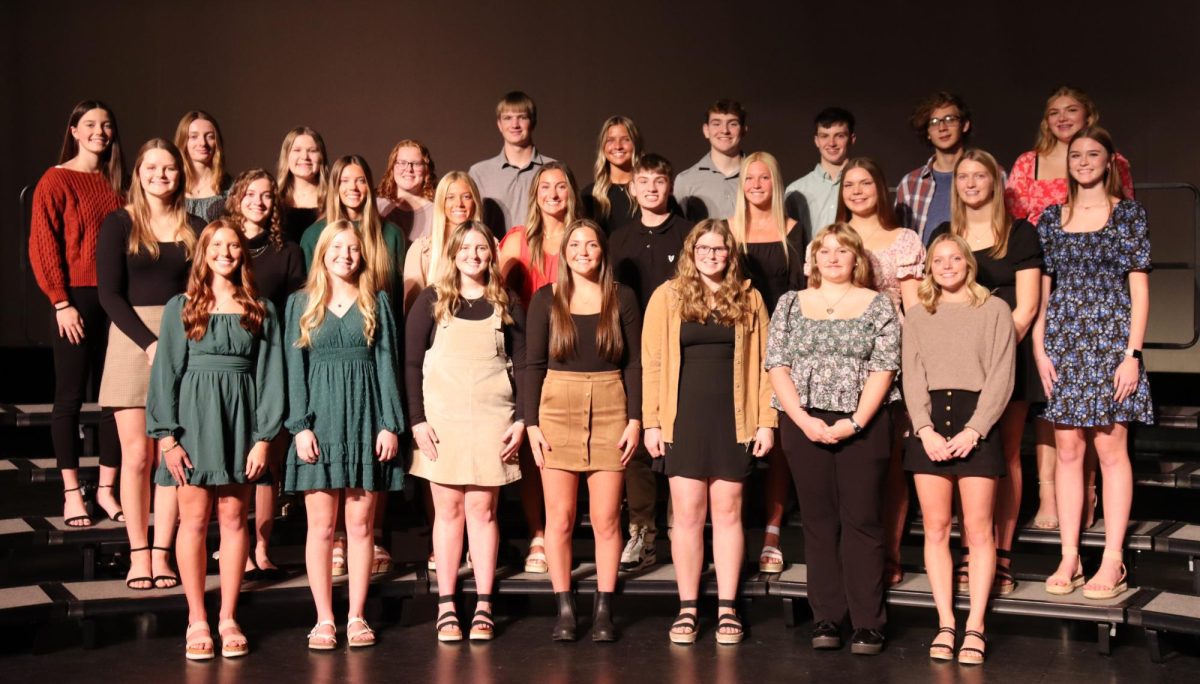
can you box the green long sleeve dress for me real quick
[283,290,405,492]
[148,294,285,486]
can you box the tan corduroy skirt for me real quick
[98,305,164,408]
[538,370,628,472]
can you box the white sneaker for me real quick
[619,525,657,572]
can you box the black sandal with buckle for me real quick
[96,484,125,522]
[126,546,153,591]
[151,546,180,589]
[63,486,93,528]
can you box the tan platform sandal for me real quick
[185,621,215,661]
[217,619,248,658]
[1044,547,1084,595]
[1081,551,1128,600]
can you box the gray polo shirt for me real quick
[469,147,555,237]
[784,163,840,247]
[673,152,741,221]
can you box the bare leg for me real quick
[914,474,956,636]
[588,471,625,592]
[1086,424,1132,590]
[761,440,790,564]
[1032,418,1059,527]
[464,486,500,630]
[958,476,997,634]
[214,485,251,622]
[1049,426,1086,585]
[95,464,123,519]
[541,468,580,592]
[344,488,378,620]
[304,490,339,625]
[518,445,546,562]
[668,476,707,633]
[709,479,744,633]
[115,408,153,588]
[175,484,214,625]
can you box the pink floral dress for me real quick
[1004,150,1135,224]
[866,228,925,320]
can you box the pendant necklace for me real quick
[819,286,852,315]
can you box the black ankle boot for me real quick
[592,591,615,642]
[552,591,577,641]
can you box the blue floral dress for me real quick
[1037,200,1153,426]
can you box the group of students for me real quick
[26,85,1152,663]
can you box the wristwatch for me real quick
[848,417,863,434]
[1124,348,1143,361]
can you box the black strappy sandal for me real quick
[151,546,180,589]
[715,599,744,645]
[125,546,153,591]
[63,486,93,528]
[469,593,495,641]
[929,626,956,661]
[95,484,125,522]
[436,595,462,642]
[958,629,987,665]
[994,549,1017,595]
[669,599,698,644]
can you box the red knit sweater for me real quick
[28,167,123,304]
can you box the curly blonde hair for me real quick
[672,219,753,326]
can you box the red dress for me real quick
[500,226,559,306]
[1004,150,1134,224]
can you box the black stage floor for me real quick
[1,596,1197,683]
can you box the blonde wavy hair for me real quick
[807,223,873,289]
[275,126,328,209]
[523,161,578,273]
[429,171,483,284]
[125,138,196,259]
[729,150,789,257]
[949,149,1012,259]
[432,221,513,326]
[917,234,990,313]
[673,219,753,326]
[1034,85,1100,155]
[589,116,642,222]
[295,220,379,349]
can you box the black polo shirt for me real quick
[609,214,693,313]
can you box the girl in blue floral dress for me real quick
[1033,126,1152,601]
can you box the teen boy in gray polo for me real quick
[673,99,747,221]
[469,91,556,238]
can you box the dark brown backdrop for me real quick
[5,1,1199,369]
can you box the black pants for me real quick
[51,287,119,470]
[782,408,891,630]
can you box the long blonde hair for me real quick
[524,162,578,273]
[173,111,227,196]
[275,126,329,209]
[917,234,990,313]
[432,221,513,326]
[124,138,196,259]
[327,155,394,294]
[807,223,873,289]
[1034,85,1100,155]
[729,151,789,257]
[590,116,642,222]
[949,149,1012,259]
[429,171,483,284]
[673,219,753,326]
[295,220,379,348]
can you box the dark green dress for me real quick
[148,294,285,486]
[299,218,406,282]
[283,290,405,492]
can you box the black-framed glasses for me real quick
[694,245,730,257]
[928,115,962,129]
[394,161,427,171]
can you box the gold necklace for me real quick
[818,286,853,315]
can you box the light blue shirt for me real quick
[784,164,840,247]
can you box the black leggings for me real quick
[782,408,892,630]
[51,287,119,470]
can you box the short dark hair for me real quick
[908,91,971,145]
[633,153,673,179]
[706,99,747,126]
[496,91,537,127]
[814,107,855,135]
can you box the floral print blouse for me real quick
[764,291,901,413]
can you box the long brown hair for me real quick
[949,149,1013,259]
[550,220,623,363]
[835,158,898,229]
[225,169,283,250]
[173,110,227,196]
[327,155,394,294]
[275,126,329,209]
[432,221,512,325]
[673,219,753,326]
[1066,126,1126,209]
[524,161,578,273]
[125,139,196,259]
[182,220,265,340]
[59,99,125,194]
[1034,85,1100,155]
[377,139,437,201]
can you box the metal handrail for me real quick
[1138,182,1200,350]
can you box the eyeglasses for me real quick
[928,115,962,129]
[694,245,730,257]
[394,161,427,171]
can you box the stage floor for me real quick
[1,596,1195,683]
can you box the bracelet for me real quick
[54,302,71,311]
[160,442,180,457]
[848,417,863,434]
